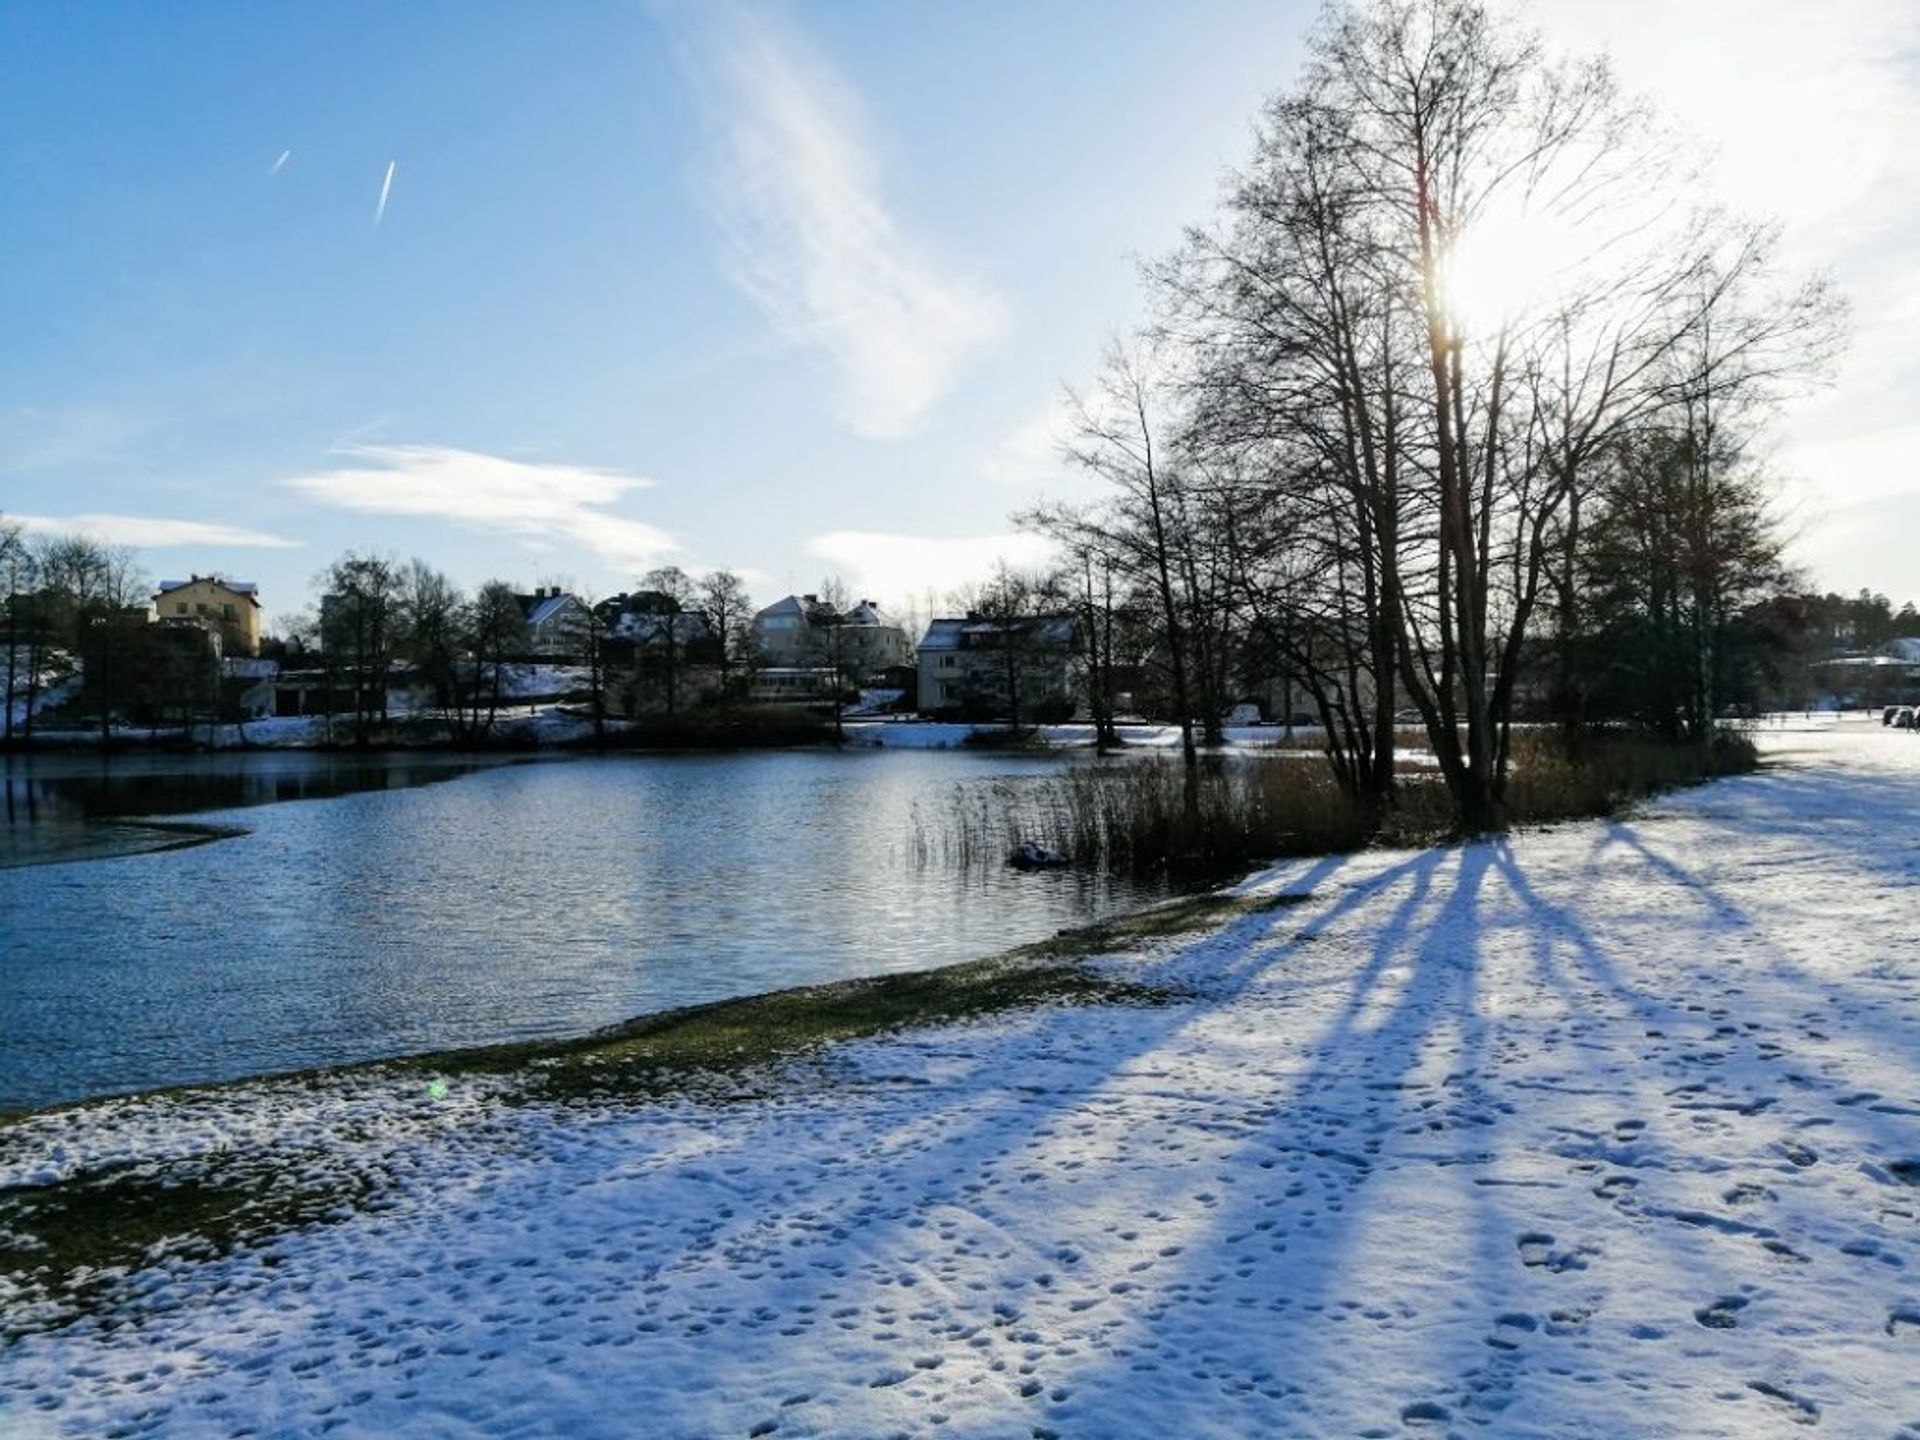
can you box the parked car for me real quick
[1885,705,1903,725]
[1895,707,1918,730]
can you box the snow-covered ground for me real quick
[844,720,1325,750]
[4,719,1919,1437]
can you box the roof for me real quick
[1815,654,1917,670]
[922,614,1075,649]
[917,618,967,651]
[155,577,261,605]
[518,593,581,627]
[1886,637,1920,662]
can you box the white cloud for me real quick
[280,444,676,571]
[672,3,1008,439]
[806,530,1056,611]
[983,398,1078,488]
[980,395,1114,504]
[14,514,301,549]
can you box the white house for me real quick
[514,587,592,659]
[916,613,1077,719]
[752,594,909,675]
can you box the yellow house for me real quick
[153,575,263,657]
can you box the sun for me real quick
[1441,200,1589,336]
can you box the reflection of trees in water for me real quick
[2,758,493,826]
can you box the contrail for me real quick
[268,149,292,177]
[375,160,396,225]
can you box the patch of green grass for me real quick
[0,1154,372,1338]
[1019,889,1312,958]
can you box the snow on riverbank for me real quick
[4,721,1919,1436]
[845,720,1325,750]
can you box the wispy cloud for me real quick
[14,514,301,549]
[374,159,396,225]
[268,149,292,178]
[670,3,1008,439]
[807,529,1055,610]
[280,444,676,571]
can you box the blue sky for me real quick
[2,0,1915,628]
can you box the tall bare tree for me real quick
[698,569,754,703]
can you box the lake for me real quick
[0,749,1169,1110]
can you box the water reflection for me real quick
[3,752,501,827]
[1,753,505,869]
[0,750,1166,1109]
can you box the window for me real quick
[196,603,209,615]
[221,604,236,621]
[175,602,188,615]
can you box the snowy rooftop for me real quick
[156,577,259,598]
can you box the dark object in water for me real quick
[1008,839,1070,871]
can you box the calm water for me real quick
[0,750,1166,1109]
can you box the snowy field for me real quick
[3,718,1919,1437]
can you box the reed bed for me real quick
[912,728,1757,883]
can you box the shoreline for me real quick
[0,885,1288,1127]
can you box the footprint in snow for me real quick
[1695,1295,1750,1329]
[1485,1312,1538,1350]
[1746,1380,1819,1426]
[1516,1233,1556,1267]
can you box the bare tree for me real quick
[1037,342,1202,768]
[697,569,754,703]
[1141,0,1840,828]
[465,580,529,737]
[319,552,402,746]
[0,517,31,746]
[635,565,699,716]
[397,559,464,734]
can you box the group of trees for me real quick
[1023,0,1845,829]
[0,519,203,745]
[294,554,538,747]
[292,556,779,745]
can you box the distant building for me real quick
[752,594,909,675]
[1813,637,1920,708]
[593,591,715,659]
[153,576,262,656]
[514,587,593,659]
[916,614,1077,720]
[747,666,842,703]
[222,657,280,719]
